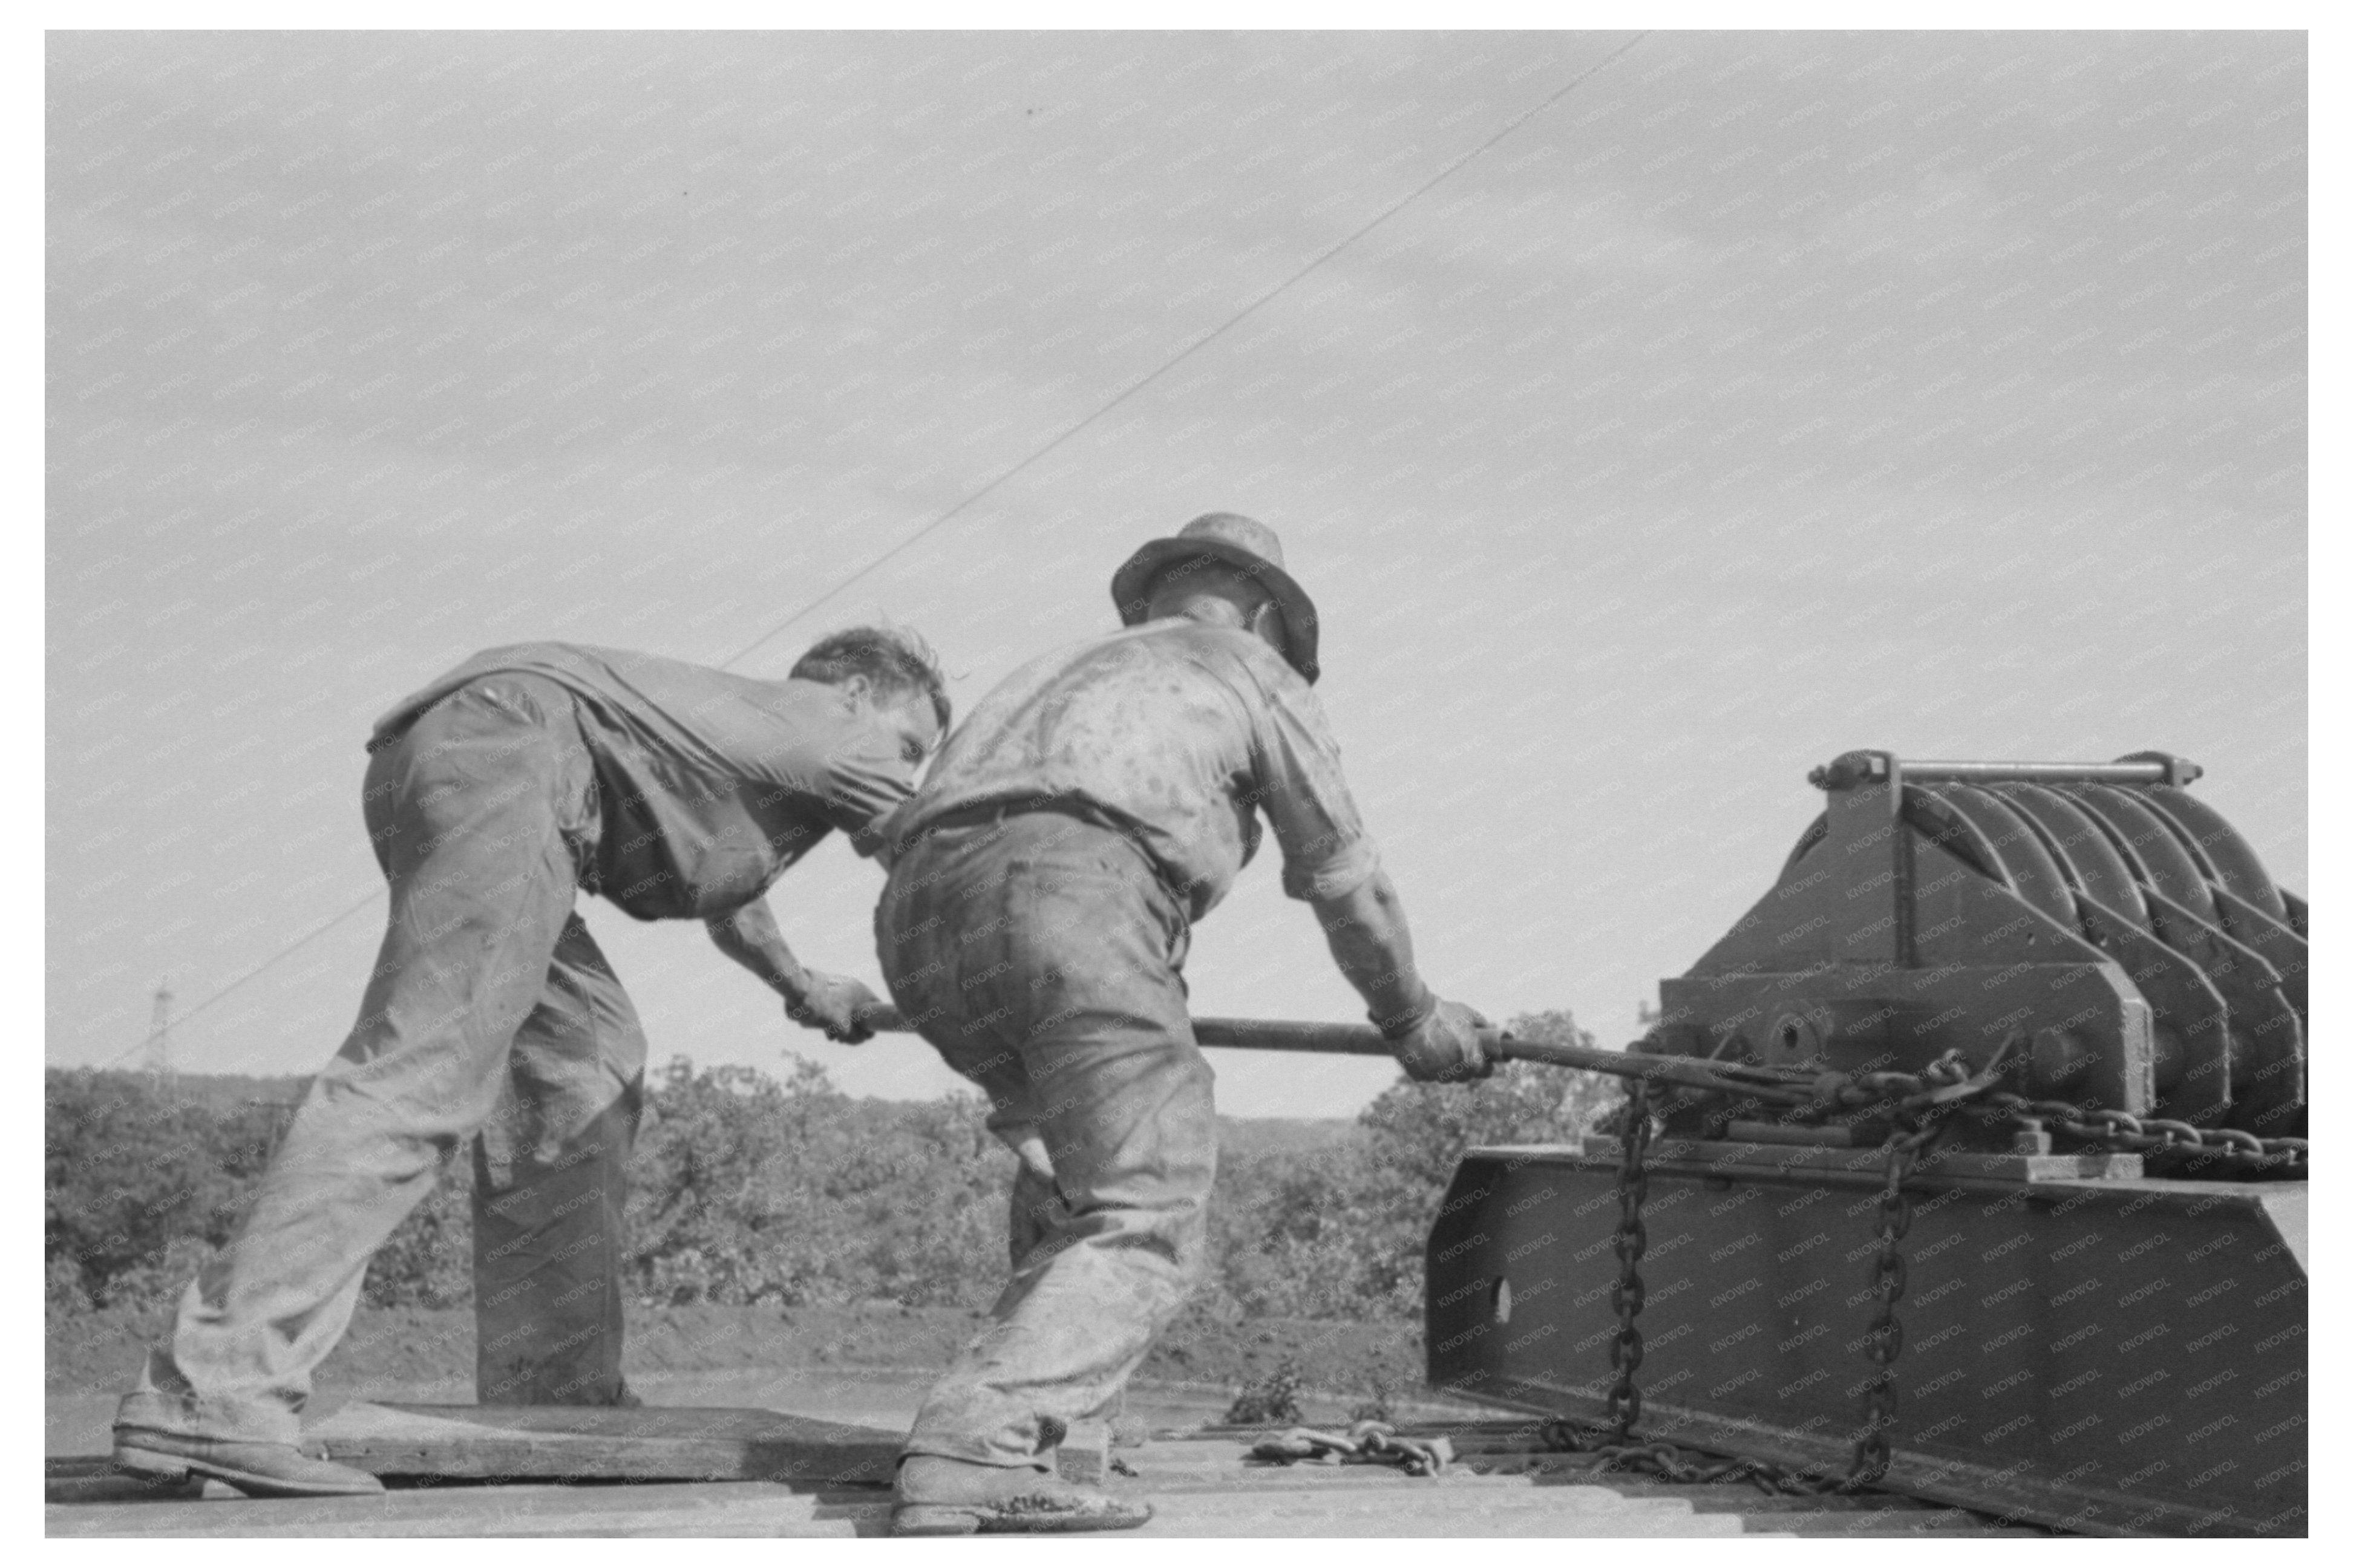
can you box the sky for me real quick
[46,30,2306,1117]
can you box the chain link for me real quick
[1543,1070,1850,1496]
[1605,1078,1651,1440]
[1848,1118,1943,1484]
[1543,1064,1969,1497]
[1978,1091,2306,1175]
[1581,1040,2308,1176]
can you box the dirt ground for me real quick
[49,1299,1431,1413]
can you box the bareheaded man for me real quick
[114,631,947,1497]
[874,514,1488,1535]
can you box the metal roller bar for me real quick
[1897,760,2186,785]
[1808,751,2202,792]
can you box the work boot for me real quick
[892,1454,1151,1536]
[113,1428,385,1499]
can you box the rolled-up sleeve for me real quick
[1249,679,1383,902]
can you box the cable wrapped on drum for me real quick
[1989,782,2229,1121]
[2139,785,2289,920]
[2060,786,2303,1133]
[2136,786,2307,1024]
[1991,783,2152,931]
[2063,785,2221,923]
[1926,785,2079,932]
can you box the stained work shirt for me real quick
[886,620,1380,922]
[372,643,914,921]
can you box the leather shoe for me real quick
[113,1427,385,1498]
[893,1454,1151,1536]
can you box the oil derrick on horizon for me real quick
[139,981,175,1094]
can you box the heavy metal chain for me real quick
[1839,1054,1980,1484]
[1542,1074,1834,1494]
[1849,1119,1942,1485]
[1978,1091,2304,1175]
[1576,1044,2307,1177]
[1605,1077,1651,1440]
[1542,1080,1952,1497]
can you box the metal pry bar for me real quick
[859,1007,1819,1102]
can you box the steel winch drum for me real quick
[1661,750,2305,1139]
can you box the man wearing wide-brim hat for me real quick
[874,512,1488,1535]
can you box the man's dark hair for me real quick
[791,626,952,736]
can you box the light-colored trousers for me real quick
[123,675,644,1445]
[875,812,1216,1470]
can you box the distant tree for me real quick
[624,1055,1009,1308]
[45,1069,281,1305]
[1355,1009,1621,1191]
[50,1019,1625,1333]
[626,1056,802,1305]
[1203,1010,1621,1321]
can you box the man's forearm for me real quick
[1312,869,1433,1033]
[705,900,810,1002]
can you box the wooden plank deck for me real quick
[304,1402,902,1484]
[48,1428,2043,1538]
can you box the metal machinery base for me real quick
[1425,1137,2307,1537]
